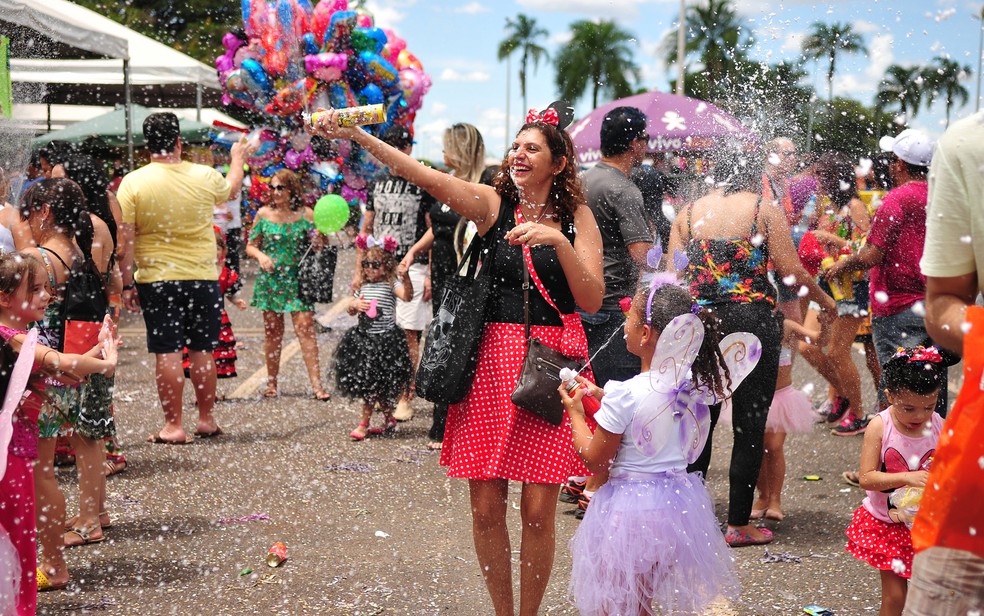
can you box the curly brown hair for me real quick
[492,123,585,219]
[270,169,304,211]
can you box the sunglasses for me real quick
[361,260,382,269]
[270,185,288,192]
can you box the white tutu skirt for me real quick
[717,385,814,434]
[568,471,739,616]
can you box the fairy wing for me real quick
[647,313,704,393]
[0,328,38,483]
[630,313,704,457]
[693,332,762,405]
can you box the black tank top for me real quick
[486,202,577,326]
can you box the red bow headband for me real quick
[893,345,943,364]
[526,108,559,126]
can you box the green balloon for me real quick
[314,194,350,234]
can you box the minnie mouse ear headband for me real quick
[893,345,943,364]
[356,234,398,253]
[525,100,575,130]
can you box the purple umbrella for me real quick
[568,91,758,165]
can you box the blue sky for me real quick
[361,0,984,161]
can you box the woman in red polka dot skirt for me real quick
[310,106,604,615]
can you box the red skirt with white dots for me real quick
[845,505,914,578]
[440,320,592,484]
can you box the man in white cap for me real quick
[824,128,948,419]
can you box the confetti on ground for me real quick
[217,513,271,524]
[324,462,373,473]
[760,549,802,563]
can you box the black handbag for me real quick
[510,243,584,426]
[415,219,501,405]
[297,244,337,304]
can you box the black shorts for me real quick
[137,280,221,354]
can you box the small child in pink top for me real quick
[0,253,117,613]
[845,346,945,616]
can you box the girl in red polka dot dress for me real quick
[308,104,605,615]
[845,346,945,616]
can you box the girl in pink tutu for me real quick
[561,283,753,616]
[845,346,944,616]
[750,318,818,521]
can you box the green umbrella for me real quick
[31,104,212,147]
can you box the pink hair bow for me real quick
[526,107,559,126]
[356,234,398,253]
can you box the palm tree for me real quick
[555,20,641,109]
[497,14,549,114]
[875,64,926,122]
[801,22,867,101]
[661,0,752,86]
[923,55,973,127]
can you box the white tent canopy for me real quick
[0,0,225,165]
[2,0,220,109]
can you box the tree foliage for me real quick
[923,55,973,127]
[497,14,549,114]
[554,20,640,109]
[662,0,753,91]
[73,0,239,64]
[809,97,893,158]
[875,64,926,123]
[801,22,867,101]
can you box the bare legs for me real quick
[752,431,788,520]
[35,437,68,586]
[152,350,217,441]
[263,310,325,397]
[291,311,328,398]
[64,434,105,545]
[262,311,285,395]
[468,479,560,616]
[880,569,908,616]
[799,311,863,417]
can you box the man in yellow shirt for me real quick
[118,112,252,444]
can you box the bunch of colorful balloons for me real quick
[214,0,431,220]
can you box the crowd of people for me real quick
[0,103,982,616]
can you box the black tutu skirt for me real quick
[334,325,412,403]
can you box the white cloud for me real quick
[440,68,492,82]
[515,0,649,20]
[430,101,448,115]
[865,34,894,80]
[852,20,880,35]
[453,2,489,14]
[363,0,410,27]
[549,31,573,46]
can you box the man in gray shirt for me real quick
[566,107,653,518]
[580,106,653,386]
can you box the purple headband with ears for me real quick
[645,240,696,324]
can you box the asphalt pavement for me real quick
[36,240,956,615]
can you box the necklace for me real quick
[521,201,556,224]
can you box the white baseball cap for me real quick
[878,129,935,167]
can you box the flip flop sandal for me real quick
[350,422,370,441]
[194,427,224,438]
[725,527,774,547]
[64,525,105,548]
[36,568,69,592]
[146,432,194,445]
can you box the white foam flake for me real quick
[874,291,889,304]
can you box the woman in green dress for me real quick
[246,169,331,400]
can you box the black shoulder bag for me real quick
[509,243,584,426]
[415,216,501,405]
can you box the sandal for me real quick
[350,422,370,441]
[427,441,443,451]
[725,526,774,547]
[313,391,332,402]
[64,524,105,547]
[65,511,112,531]
[36,567,69,592]
[104,454,127,477]
[749,508,766,520]
[369,415,398,435]
[765,508,785,521]
[261,383,279,398]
